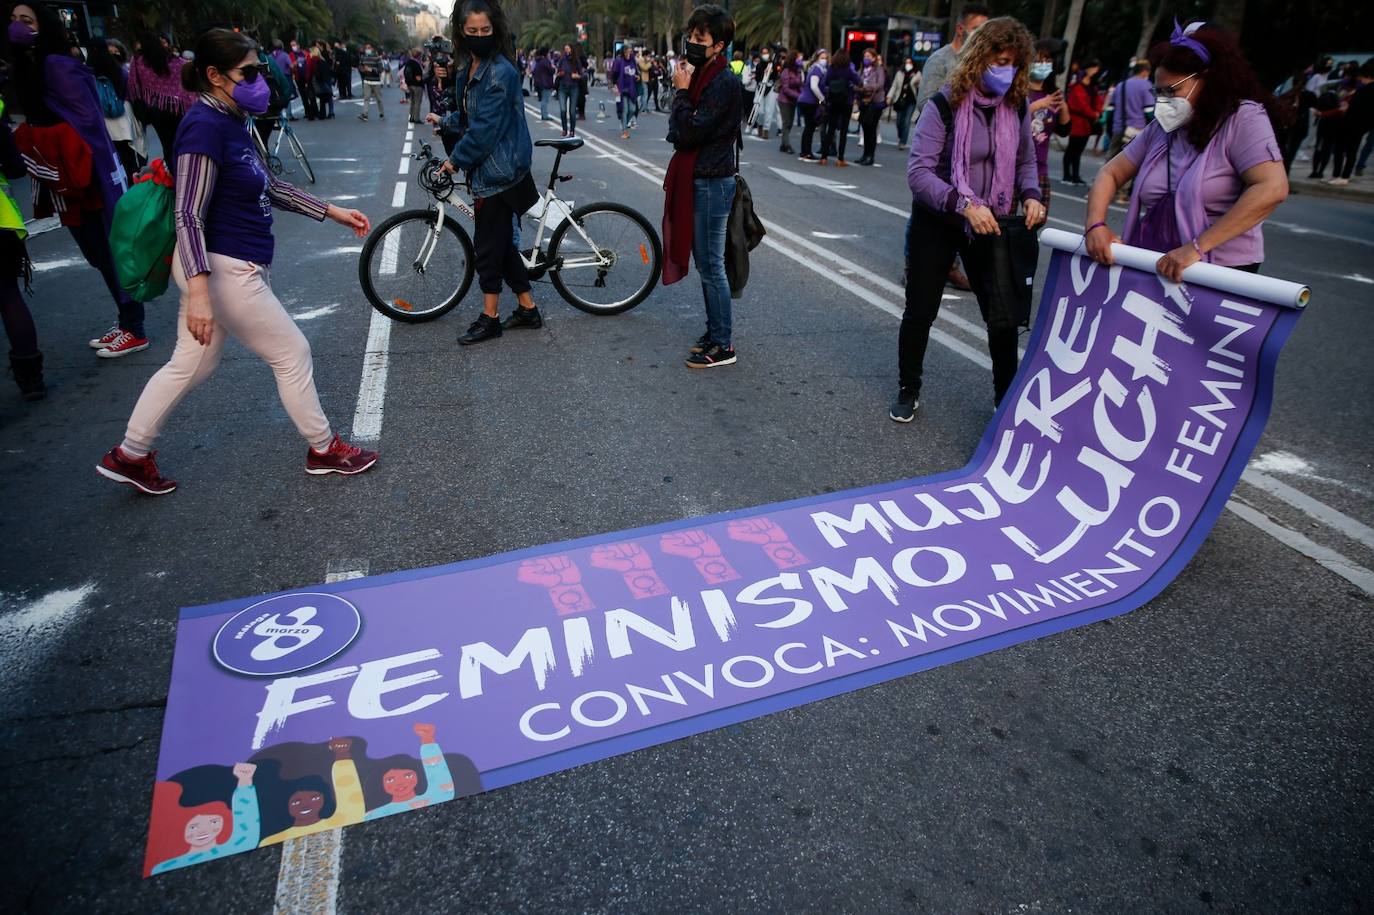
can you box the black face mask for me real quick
[684,40,709,67]
[466,34,497,58]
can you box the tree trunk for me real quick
[1134,0,1165,61]
[818,0,833,51]
[926,0,942,20]
[1060,0,1088,87]
[1040,0,1060,41]
[1211,0,1247,37]
[781,0,794,51]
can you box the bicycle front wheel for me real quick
[287,130,316,183]
[547,202,661,315]
[358,210,475,323]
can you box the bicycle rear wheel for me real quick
[358,209,475,323]
[287,129,316,183]
[547,202,661,315]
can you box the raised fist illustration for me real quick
[591,542,670,599]
[517,555,595,615]
[727,518,809,569]
[661,530,740,584]
[413,722,437,744]
[328,737,354,760]
[232,762,257,786]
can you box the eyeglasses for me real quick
[229,64,262,83]
[1154,72,1197,99]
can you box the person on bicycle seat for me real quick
[435,0,542,346]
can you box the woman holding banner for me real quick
[1083,21,1288,280]
[892,17,1045,423]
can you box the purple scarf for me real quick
[950,86,1020,216]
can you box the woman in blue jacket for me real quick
[436,0,542,345]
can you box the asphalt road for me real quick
[1,83,1371,913]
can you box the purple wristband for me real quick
[1086,221,1107,234]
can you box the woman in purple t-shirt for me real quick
[1083,22,1288,280]
[97,29,378,496]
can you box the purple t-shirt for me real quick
[1124,103,1281,266]
[173,102,276,265]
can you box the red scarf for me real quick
[662,54,728,286]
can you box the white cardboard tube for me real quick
[1040,227,1311,309]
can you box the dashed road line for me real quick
[1226,500,1374,596]
[272,563,367,915]
[391,180,407,208]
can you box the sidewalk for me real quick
[1286,170,1374,204]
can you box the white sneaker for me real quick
[1328,177,1350,186]
[89,326,120,349]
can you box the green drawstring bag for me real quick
[111,157,176,302]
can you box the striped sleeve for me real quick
[265,170,328,220]
[174,152,217,279]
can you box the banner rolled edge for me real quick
[1039,227,1311,310]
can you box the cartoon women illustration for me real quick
[146,763,259,876]
[258,738,365,846]
[363,723,456,821]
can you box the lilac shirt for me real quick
[907,91,1042,215]
[1120,76,1153,130]
[1124,103,1281,266]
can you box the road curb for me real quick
[1287,178,1374,204]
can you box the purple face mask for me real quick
[8,20,37,47]
[231,73,272,115]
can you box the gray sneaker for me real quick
[889,388,919,423]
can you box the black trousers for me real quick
[296,78,318,119]
[798,102,818,156]
[821,101,851,160]
[1310,120,1336,177]
[1063,134,1089,181]
[473,189,532,296]
[69,217,144,337]
[858,103,882,160]
[900,208,1018,403]
[1334,128,1366,179]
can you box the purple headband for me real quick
[1170,19,1212,66]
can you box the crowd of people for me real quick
[0,0,1350,493]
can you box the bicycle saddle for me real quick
[534,136,584,151]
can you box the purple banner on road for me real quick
[145,240,1305,875]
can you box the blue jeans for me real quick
[896,103,915,146]
[692,176,736,348]
[620,90,634,129]
[537,87,550,120]
[637,81,648,112]
[558,83,578,133]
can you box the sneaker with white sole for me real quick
[889,388,920,423]
[97,447,177,495]
[95,330,149,358]
[685,341,736,369]
[89,326,121,349]
[306,434,379,476]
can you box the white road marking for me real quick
[1242,469,1374,552]
[1226,500,1374,596]
[813,232,862,239]
[379,230,400,276]
[0,583,97,696]
[556,107,1374,592]
[30,256,86,271]
[403,141,413,155]
[351,310,392,442]
[313,157,360,162]
[398,157,410,175]
[292,304,340,321]
[322,246,363,256]
[1340,272,1374,284]
[391,181,407,208]
[329,194,361,202]
[272,564,366,915]
[1267,220,1374,248]
[770,166,909,217]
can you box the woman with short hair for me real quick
[98,28,377,495]
[1083,21,1288,281]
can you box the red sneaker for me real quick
[306,435,378,476]
[89,326,120,349]
[97,447,177,495]
[95,330,150,358]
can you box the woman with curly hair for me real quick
[1083,21,1287,281]
[891,16,1045,422]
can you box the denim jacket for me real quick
[442,54,533,198]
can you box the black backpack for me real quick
[826,70,850,104]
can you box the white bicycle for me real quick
[358,137,662,322]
